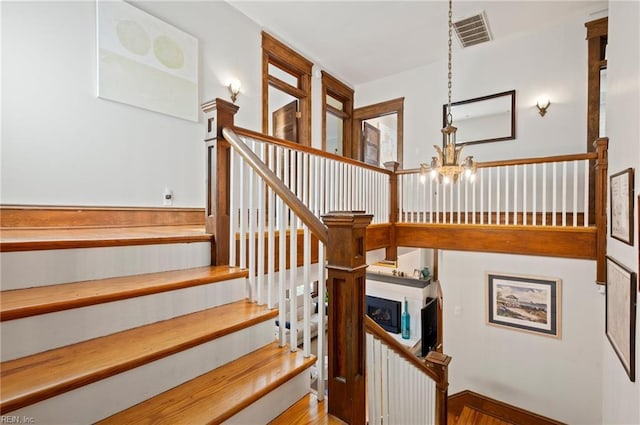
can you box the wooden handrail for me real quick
[222,127,329,245]
[364,316,444,383]
[396,151,599,175]
[231,126,393,175]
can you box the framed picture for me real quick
[97,0,199,121]
[610,168,635,245]
[486,273,561,338]
[606,256,637,382]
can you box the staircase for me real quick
[0,222,315,424]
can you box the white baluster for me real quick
[479,168,484,225]
[505,166,510,225]
[562,161,567,227]
[449,181,454,224]
[552,162,557,226]
[523,164,528,225]
[496,167,501,225]
[533,164,538,226]
[289,153,298,351]
[583,159,589,226]
[542,163,547,225]
[257,143,265,304]
[267,146,275,308]
[229,149,237,267]
[514,165,518,224]
[573,160,579,227]
[239,151,246,270]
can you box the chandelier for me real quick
[420,0,476,185]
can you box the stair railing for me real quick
[398,152,599,227]
[365,316,451,425]
[222,127,329,397]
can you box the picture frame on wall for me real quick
[97,0,199,121]
[606,256,637,382]
[610,168,635,245]
[486,272,561,338]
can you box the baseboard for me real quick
[0,205,205,228]
[448,390,566,425]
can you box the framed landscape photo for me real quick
[606,256,637,382]
[610,168,635,245]
[486,273,561,338]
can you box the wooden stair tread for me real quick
[0,300,277,413]
[0,225,210,252]
[0,265,247,321]
[269,393,347,425]
[457,407,514,425]
[97,342,316,425]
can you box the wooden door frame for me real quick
[353,97,404,167]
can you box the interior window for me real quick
[321,72,353,157]
[262,32,312,145]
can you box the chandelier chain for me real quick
[446,0,453,125]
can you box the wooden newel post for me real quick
[201,98,239,266]
[322,211,373,425]
[594,137,609,284]
[383,161,399,262]
[425,351,452,425]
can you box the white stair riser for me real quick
[9,321,276,425]
[0,242,211,290]
[1,278,246,361]
[224,369,311,425]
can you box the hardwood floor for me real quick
[269,393,347,425]
[452,407,514,425]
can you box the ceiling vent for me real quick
[453,12,492,48]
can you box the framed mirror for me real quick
[442,90,516,146]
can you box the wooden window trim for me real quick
[321,71,354,157]
[262,32,312,146]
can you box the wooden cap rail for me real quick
[0,266,247,322]
[222,127,329,244]
[396,151,599,175]
[364,316,447,384]
[231,126,393,176]
[0,300,277,413]
[97,342,316,425]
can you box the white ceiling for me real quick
[227,0,608,86]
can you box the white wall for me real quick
[355,11,591,169]
[1,1,263,207]
[602,1,640,423]
[440,251,603,424]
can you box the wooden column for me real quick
[585,17,608,224]
[594,137,609,284]
[384,161,399,262]
[425,351,452,425]
[201,98,239,266]
[322,211,373,425]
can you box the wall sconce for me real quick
[536,96,551,117]
[228,80,241,104]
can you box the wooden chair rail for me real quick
[231,126,393,175]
